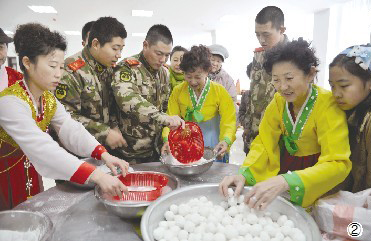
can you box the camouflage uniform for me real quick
[241,36,288,154]
[111,52,170,163]
[56,47,116,145]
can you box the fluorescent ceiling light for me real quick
[64,31,81,36]
[132,33,146,37]
[28,6,57,13]
[4,30,14,35]
[132,10,153,17]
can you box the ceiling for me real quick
[1,0,352,56]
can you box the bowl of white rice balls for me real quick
[160,147,215,176]
[0,210,53,241]
[141,183,321,241]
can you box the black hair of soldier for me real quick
[170,46,188,59]
[255,6,284,30]
[87,17,127,48]
[82,21,95,42]
[13,23,67,78]
[145,24,173,46]
[263,39,319,76]
[330,45,371,86]
[180,45,212,73]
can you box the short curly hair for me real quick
[263,39,319,75]
[179,45,212,73]
[13,23,67,75]
[330,45,371,83]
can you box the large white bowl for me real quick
[0,210,53,241]
[141,183,321,241]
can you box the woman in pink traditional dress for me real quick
[0,23,129,210]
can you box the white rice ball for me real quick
[290,228,306,241]
[283,237,293,241]
[275,232,285,240]
[258,217,267,226]
[215,205,225,214]
[227,188,234,197]
[228,196,238,206]
[246,213,258,225]
[189,233,202,241]
[153,227,166,240]
[158,221,168,228]
[199,207,210,217]
[264,224,277,237]
[178,204,191,216]
[164,211,175,221]
[199,196,208,202]
[283,220,295,229]
[202,232,214,241]
[184,221,195,233]
[170,204,178,214]
[178,230,188,240]
[281,225,292,236]
[206,222,217,233]
[259,231,270,241]
[250,224,263,237]
[174,215,185,228]
[277,215,288,226]
[228,206,238,217]
[214,232,227,241]
[224,225,239,239]
[220,201,229,209]
[163,230,175,241]
[244,233,253,240]
[194,225,206,234]
[270,211,281,221]
[221,215,233,226]
[170,225,180,234]
[238,195,245,204]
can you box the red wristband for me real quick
[91,145,107,160]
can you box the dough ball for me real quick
[153,227,166,240]
[184,221,195,233]
[224,225,239,239]
[221,215,233,226]
[228,206,238,217]
[164,211,175,221]
[246,213,258,225]
[277,215,288,226]
[170,204,178,214]
[228,188,234,198]
[220,201,229,209]
[214,232,227,241]
[178,230,188,240]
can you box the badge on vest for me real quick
[120,71,131,82]
[55,84,68,100]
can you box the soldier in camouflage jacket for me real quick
[56,17,127,149]
[240,6,288,154]
[112,24,184,163]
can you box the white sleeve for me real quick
[51,100,100,158]
[0,96,94,181]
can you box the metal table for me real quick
[15,162,239,240]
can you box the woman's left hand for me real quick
[101,152,129,176]
[213,140,228,159]
[244,175,289,210]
